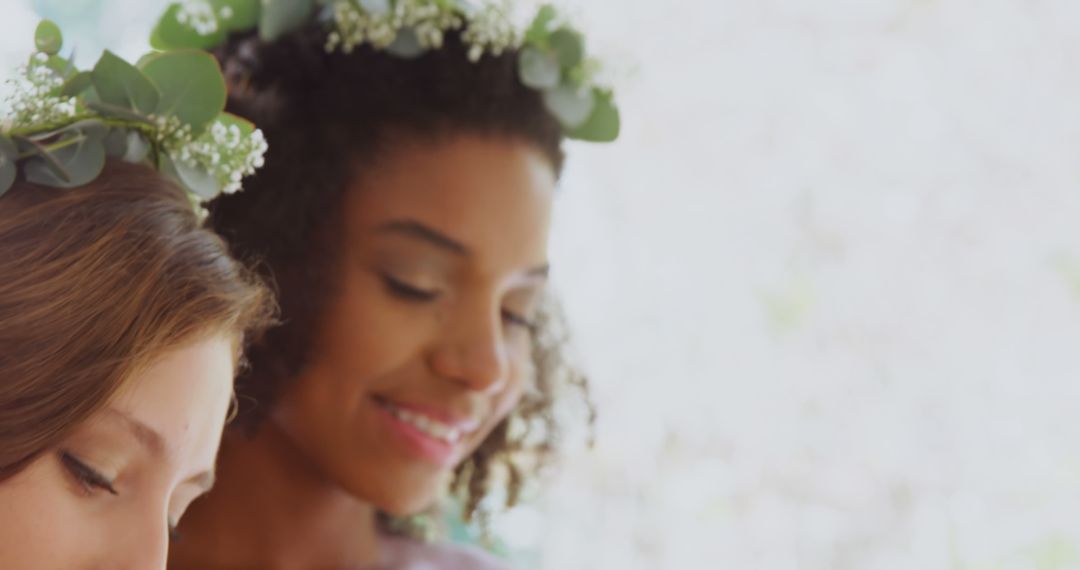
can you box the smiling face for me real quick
[0,336,235,569]
[268,134,556,514]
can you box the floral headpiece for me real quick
[0,20,268,202]
[151,0,620,143]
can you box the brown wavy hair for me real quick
[0,160,275,481]
[208,26,593,526]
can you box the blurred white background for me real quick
[6,0,1080,568]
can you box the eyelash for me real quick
[60,451,117,497]
[381,273,439,302]
[381,274,536,332]
[61,451,185,543]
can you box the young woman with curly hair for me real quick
[168,7,603,567]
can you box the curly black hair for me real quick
[208,23,593,526]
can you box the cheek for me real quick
[316,269,430,388]
[494,355,532,424]
[0,460,102,566]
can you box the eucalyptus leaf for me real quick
[359,0,391,17]
[542,84,595,129]
[518,46,560,90]
[104,128,129,158]
[93,51,161,115]
[34,20,63,56]
[549,28,584,69]
[214,0,260,31]
[151,3,226,50]
[259,0,314,42]
[23,126,107,188]
[567,90,620,143]
[60,71,93,98]
[14,135,70,183]
[122,132,151,163]
[44,55,76,80]
[0,136,17,196]
[161,152,221,200]
[525,4,557,44]
[217,112,256,136]
[140,50,227,134]
[386,28,425,59]
[85,101,154,125]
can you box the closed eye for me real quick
[59,451,118,496]
[381,273,439,302]
[502,309,537,332]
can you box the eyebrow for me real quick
[376,219,551,278]
[103,407,216,492]
[377,219,468,255]
[104,407,166,457]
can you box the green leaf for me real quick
[160,152,221,200]
[85,101,155,124]
[0,136,17,197]
[34,20,63,56]
[103,127,129,157]
[92,51,161,115]
[105,129,151,163]
[122,132,151,163]
[151,2,227,50]
[140,50,227,134]
[214,0,260,31]
[217,112,256,136]
[386,28,425,59]
[23,122,108,188]
[259,0,314,42]
[525,4,558,45]
[518,46,560,90]
[549,28,584,69]
[43,55,76,80]
[567,90,620,143]
[59,71,93,98]
[542,84,595,129]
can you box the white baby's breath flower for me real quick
[2,53,78,130]
[162,117,268,198]
[176,0,220,36]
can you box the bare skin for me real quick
[0,336,235,570]
[170,135,555,569]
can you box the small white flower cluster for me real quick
[159,116,268,197]
[176,0,222,36]
[323,0,517,61]
[460,3,519,62]
[326,0,461,54]
[3,53,78,130]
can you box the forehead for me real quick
[108,337,234,464]
[342,135,557,265]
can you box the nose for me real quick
[428,303,510,393]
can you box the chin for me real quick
[341,467,445,517]
[369,486,440,517]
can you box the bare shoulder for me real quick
[378,534,513,570]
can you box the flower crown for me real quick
[0,20,268,202]
[151,0,620,143]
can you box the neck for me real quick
[169,420,381,569]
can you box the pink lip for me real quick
[374,402,460,467]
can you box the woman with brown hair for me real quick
[0,160,274,568]
[0,23,273,568]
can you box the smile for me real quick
[385,404,463,443]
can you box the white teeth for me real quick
[387,405,462,444]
